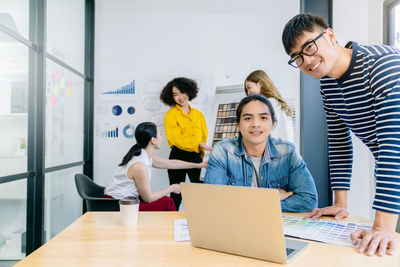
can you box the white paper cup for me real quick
[119,197,140,226]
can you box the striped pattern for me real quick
[320,42,400,214]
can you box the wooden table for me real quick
[16,212,400,266]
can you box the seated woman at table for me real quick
[104,122,206,211]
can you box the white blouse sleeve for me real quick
[268,98,294,143]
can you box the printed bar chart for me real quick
[102,80,135,95]
[100,127,119,138]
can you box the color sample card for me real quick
[174,219,190,242]
[282,215,372,247]
[212,102,240,146]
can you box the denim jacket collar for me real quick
[234,136,279,162]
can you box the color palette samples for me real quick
[282,215,372,247]
[212,102,240,146]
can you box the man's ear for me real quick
[326,28,336,46]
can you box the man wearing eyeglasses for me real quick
[282,13,400,257]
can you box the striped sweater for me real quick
[320,41,400,214]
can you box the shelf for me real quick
[0,155,26,158]
[0,113,28,119]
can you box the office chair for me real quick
[75,174,119,212]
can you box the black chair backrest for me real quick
[75,174,119,212]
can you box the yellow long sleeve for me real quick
[164,105,208,153]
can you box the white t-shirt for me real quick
[269,98,294,143]
[104,149,153,199]
[249,155,262,188]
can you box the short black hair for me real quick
[282,13,329,55]
[236,94,276,124]
[159,77,199,107]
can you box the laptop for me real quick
[180,183,309,264]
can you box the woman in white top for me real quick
[104,122,206,211]
[244,70,294,143]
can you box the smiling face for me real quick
[290,29,338,79]
[237,100,274,149]
[172,86,189,108]
[245,81,262,96]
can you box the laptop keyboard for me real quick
[286,248,295,256]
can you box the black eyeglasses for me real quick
[288,31,326,68]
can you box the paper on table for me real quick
[282,215,372,247]
[174,219,190,242]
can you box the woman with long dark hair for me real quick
[104,122,206,211]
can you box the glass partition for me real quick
[45,166,83,240]
[0,179,27,260]
[45,60,84,168]
[46,0,85,73]
[0,31,29,176]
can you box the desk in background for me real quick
[16,212,400,266]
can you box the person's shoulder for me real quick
[268,97,278,104]
[355,42,400,58]
[127,151,148,166]
[164,106,175,116]
[213,136,239,151]
[191,106,205,116]
[166,105,178,113]
[126,159,147,175]
[270,137,296,155]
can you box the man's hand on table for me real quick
[306,207,398,256]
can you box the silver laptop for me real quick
[180,183,308,264]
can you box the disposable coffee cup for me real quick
[119,197,140,226]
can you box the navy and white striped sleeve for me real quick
[321,90,353,190]
[370,53,400,214]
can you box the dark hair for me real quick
[119,122,157,166]
[160,77,199,107]
[236,94,276,124]
[282,13,329,55]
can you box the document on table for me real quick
[174,219,190,242]
[282,215,372,247]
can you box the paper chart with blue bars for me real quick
[282,215,372,247]
[101,80,135,95]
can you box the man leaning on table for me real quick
[282,13,400,256]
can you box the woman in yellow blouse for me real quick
[160,77,212,209]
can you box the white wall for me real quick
[95,0,386,217]
[94,0,301,197]
[332,0,384,221]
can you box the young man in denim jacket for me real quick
[204,94,317,212]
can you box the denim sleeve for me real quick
[204,144,229,185]
[280,148,318,212]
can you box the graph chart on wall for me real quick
[95,79,140,141]
[101,80,135,95]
